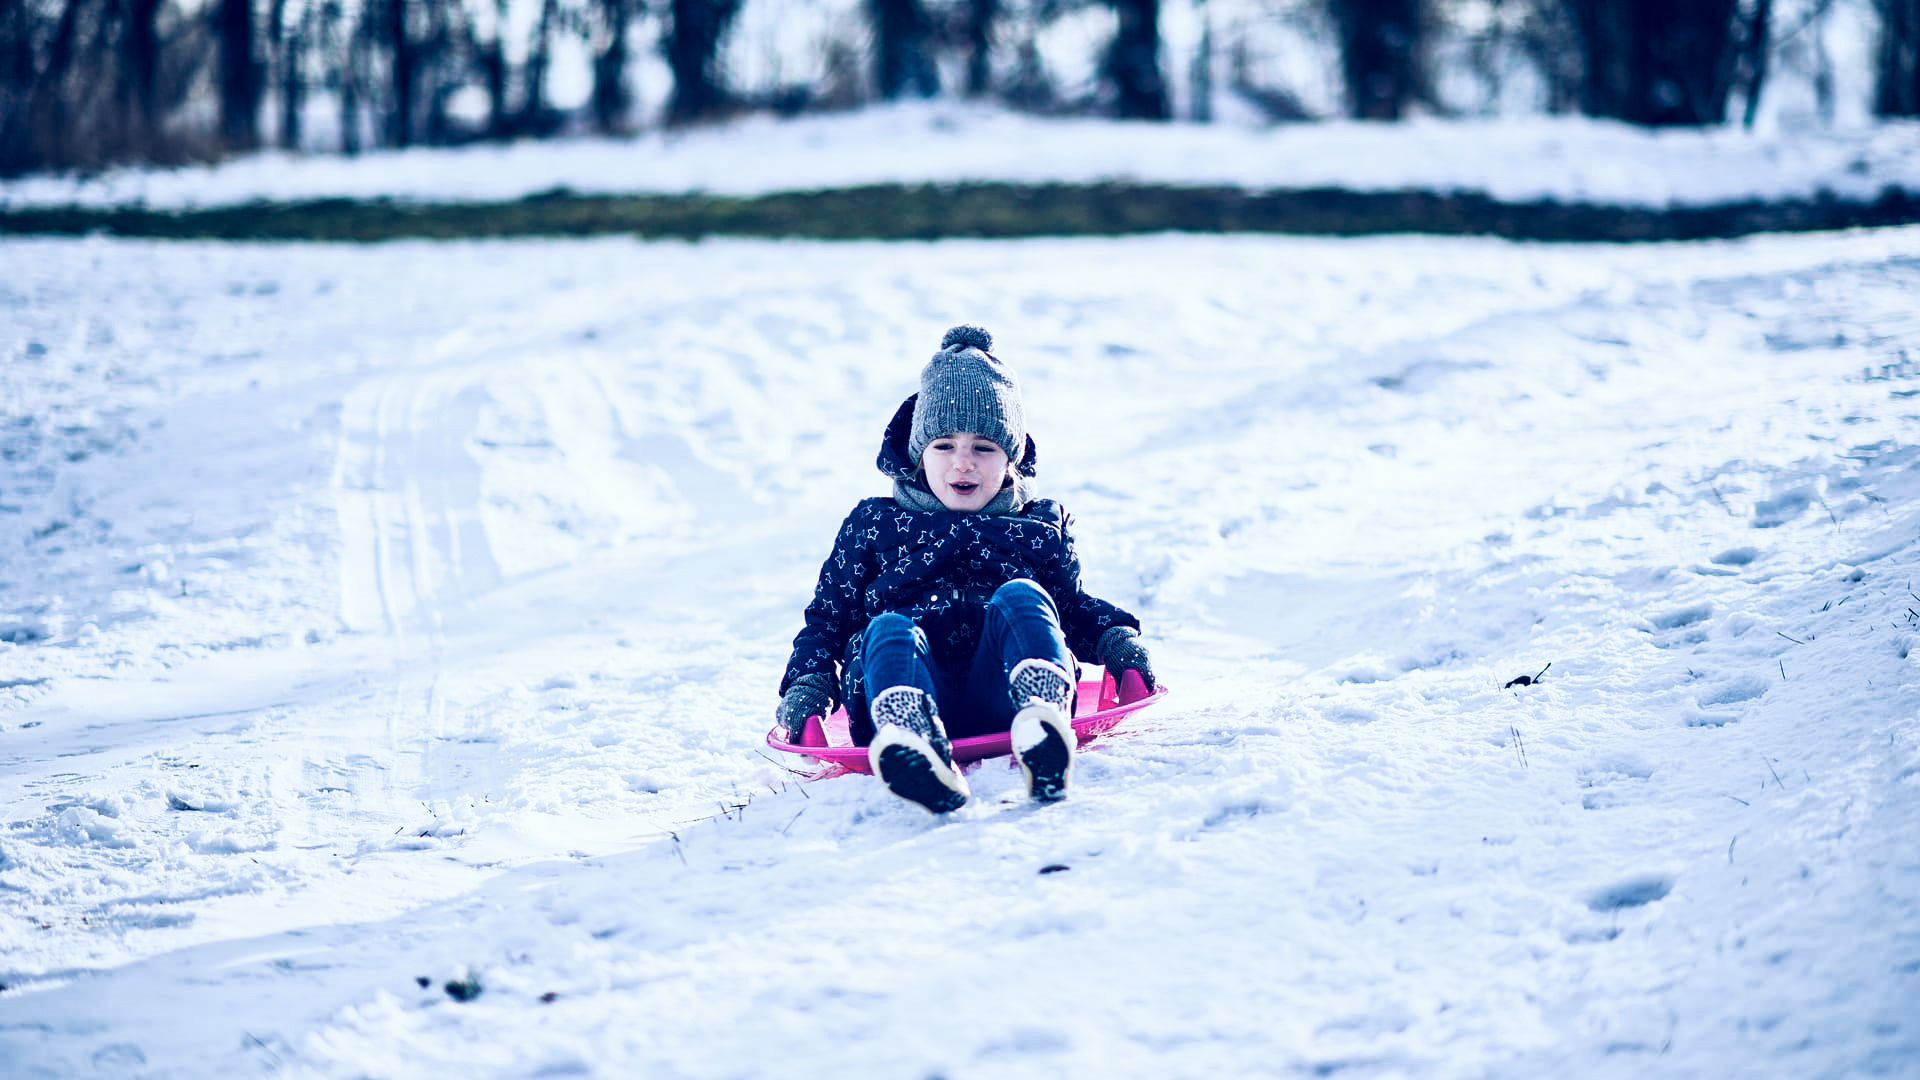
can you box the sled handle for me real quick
[1096,668,1152,709]
[799,713,830,748]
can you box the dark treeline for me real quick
[3,0,1917,175]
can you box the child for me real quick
[775,325,1155,813]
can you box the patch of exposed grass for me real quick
[4,182,1918,242]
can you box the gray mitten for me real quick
[774,673,837,741]
[1097,625,1156,691]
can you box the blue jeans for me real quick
[850,579,1075,743]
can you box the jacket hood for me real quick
[877,394,1039,513]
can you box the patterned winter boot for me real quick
[1008,659,1076,802]
[868,686,970,814]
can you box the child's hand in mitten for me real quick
[774,673,836,741]
[1097,626,1155,691]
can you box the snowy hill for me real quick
[1,219,1918,1073]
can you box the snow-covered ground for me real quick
[2,225,1918,1078]
[5,104,1920,213]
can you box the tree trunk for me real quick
[30,0,84,169]
[0,0,26,168]
[386,0,414,146]
[871,0,937,99]
[267,0,286,140]
[339,2,365,154]
[519,0,556,133]
[1106,0,1168,119]
[220,0,260,149]
[964,0,995,97]
[124,0,164,152]
[1566,0,1740,126]
[1739,0,1770,128]
[1879,0,1920,115]
[281,2,307,148]
[420,0,456,143]
[1330,0,1423,119]
[591,0,631,132]
[479,0,507,137]
[663,0,740,125]
[479,40,506,135]
[0,0,28,93]
[1190,0,1211,121]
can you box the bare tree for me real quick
[663,0,739,124]
[1106,0,1167,118]
[1329,0,1424,119]
[517,0,561,133]
[266,0,289,140]
[0,0,215,171]
[962,0,996,96]
[1735,0,1771,127]
[590,0,633,132]
[419,0,469,142]
[218,0,259,148]
[333,0,369,153]
[474,0,508,135]
[383,0,416,144]
[0,0,31,171]
[4,0,79,171]
[127,0,166,147]
[275,0,310,148]
[1563,0,1741,125]
[871,0,938,98]
[1879,0,1920,114]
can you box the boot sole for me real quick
[1012,704,1073,803]
[871,729,970,814]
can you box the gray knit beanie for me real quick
[909,325,1026,467]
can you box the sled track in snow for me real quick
[6,182,1920,243]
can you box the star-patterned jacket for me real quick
[777,497,1140,701]
[778,397,1139,702]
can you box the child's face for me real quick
[922,432,1012,513]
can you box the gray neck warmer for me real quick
[892,472,1032,516]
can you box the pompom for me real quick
[941,325,993,352]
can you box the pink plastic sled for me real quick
[766,669,1166,776]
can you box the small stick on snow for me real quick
[1780,660,1787,680]
[1510,725,1528,769]
[755,748,813,778]
[781,808,806,836]
[1765,758,1786,789]
[1815,493,1839,529]
[1722,794,1750,806]
[753,750,818,792]
[1728,836,1737,863]
[1706,482,1734,516]
[1777,631,1806,645]
[244,1032,282,1067]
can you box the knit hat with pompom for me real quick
[909,325,1025,467]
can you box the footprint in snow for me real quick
[1587,874,1673,912]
